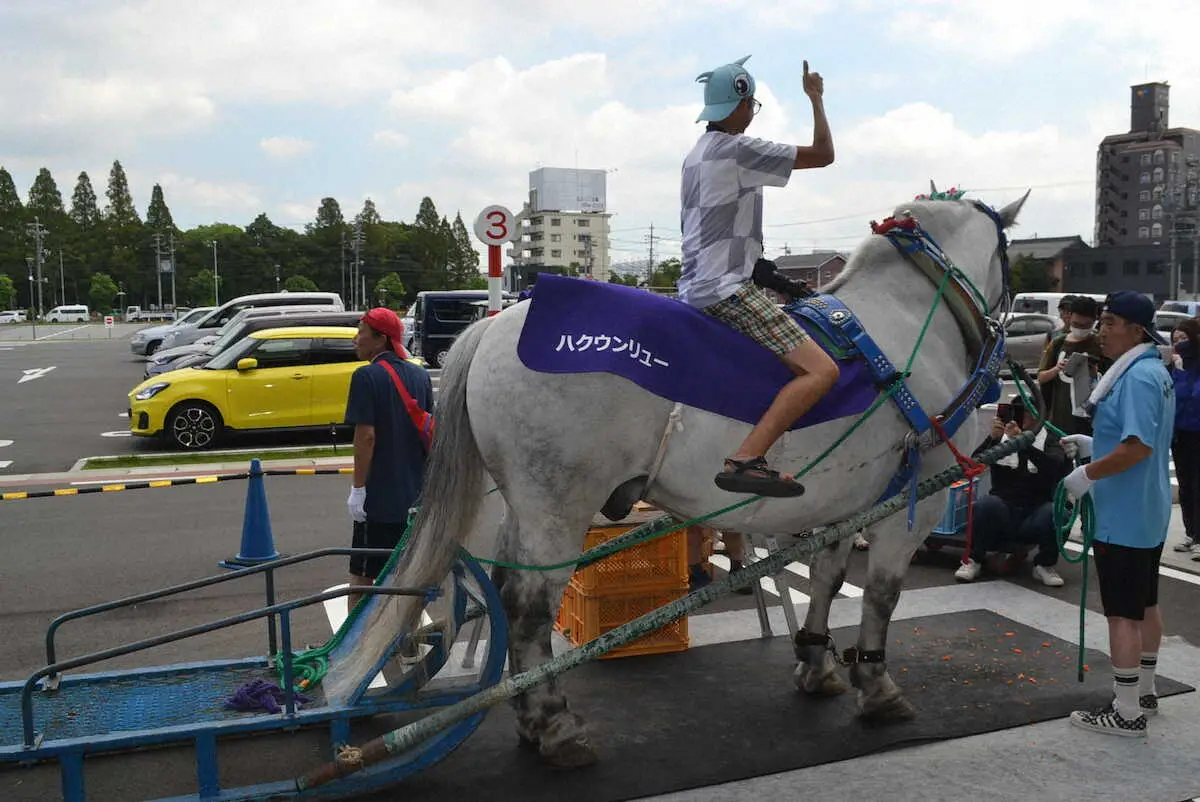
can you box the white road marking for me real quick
[752,546,866,598]
[0,462,11,469]
[1060,541,1200,588]
[37,324,90,340]
[709,553,809,604]
[100,431,132,437]
[0,440,12,448]
[118,412,129,418]
[18,366,56,384]
[320,584,437,690]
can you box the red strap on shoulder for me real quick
[377,359,428,435]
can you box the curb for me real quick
[69,444,352,473]
[0,455,353,490]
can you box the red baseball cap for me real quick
[361,307,410,358]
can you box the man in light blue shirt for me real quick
[1061,290,1175,738]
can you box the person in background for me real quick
[1044,294,1078,348]
[344,308,433,610]
[1036,296,1107,436]
[1061,290,1175,737]
[954,394,1070,586]
[1169,318,1200,556]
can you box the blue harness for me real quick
[783,202,1010,528]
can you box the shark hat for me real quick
[695,55,756,123]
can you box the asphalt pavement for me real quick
[0,325,441,475]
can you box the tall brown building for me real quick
[1094,82,1200,249]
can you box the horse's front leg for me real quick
[794,534,854,696]
[848,492,945,723]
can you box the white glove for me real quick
[1063,465,1095,501]
[1060,434,1093,460]
[347,486,367,522]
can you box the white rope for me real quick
[643,402,684,494]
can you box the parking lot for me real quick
[0,324,439,475]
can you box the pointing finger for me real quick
[803,60,809,75]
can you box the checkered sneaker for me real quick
[1069,704,1147,737]
[703,281,810,357]
[1140,694,1158,717]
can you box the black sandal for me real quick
[715,457,806,498]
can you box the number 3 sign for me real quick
[473,205,516,246]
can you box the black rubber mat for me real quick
[371,609,1193,802]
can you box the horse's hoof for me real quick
[794,666,849,696]
[539,734,598,770]
[859,694,916,724]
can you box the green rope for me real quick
[1010,371,1097,682]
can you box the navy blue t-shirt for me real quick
[344,352,433,523]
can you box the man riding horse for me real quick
[678,54,840,498]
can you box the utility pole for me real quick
[168,233,177,311]
[152,232,164,311]
[644,223,664,287]
[208,240,220,305]
[340,231,347,305]
[352,221,365,310]
[275,264,281,292]
[26,218,47,318]
[58,251,65,306]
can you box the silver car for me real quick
[1001,312,1058,373]
[128,306,214,356]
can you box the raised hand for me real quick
[803,60,824,99]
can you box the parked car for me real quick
[145,309,364,378]
[411,290,515,367]
[129,326,392,450]
[157,292,344,353]
[1159,300,1200,317]
[129,306,216,356]
[0,311,23,324]
[45,304,90,323]
[1000,312,1058,372]
[2,310,27,323]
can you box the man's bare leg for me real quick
[729,339,840,465]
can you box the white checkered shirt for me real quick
[677,131,796,308]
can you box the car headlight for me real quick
[134,382,170,401]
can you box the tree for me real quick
[647,257,682,290]
[1009,254,1053,294]
[414,197,440,230]
[187,268,217,306]
[311,198,345,231]
[0,168,22,214]
[357,198,381,227]
[374,272,407,311]
[27,168,65,217]
[283,274,318,292]
[0,274,15,309]
[608,273,640,286]
[103,160,140,226]
[145,183,176,232]
[69,172,100,229]
[449,211,481,287]
[88,272,119,312]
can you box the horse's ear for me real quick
[997,190,1031,229]
[929,179,939,195]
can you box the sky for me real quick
[3,0,1200,269]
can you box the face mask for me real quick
[1070,327,1092,338]
[1176,341,1194,359]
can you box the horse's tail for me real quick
[402,318,493,583]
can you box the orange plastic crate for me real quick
[555,580,689,660]
[572,511,688,594]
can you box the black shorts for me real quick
[1092,541,1164,621]
[350,520,408,579]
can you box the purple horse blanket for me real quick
[515,274,878,431]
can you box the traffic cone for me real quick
[219,459,283,569]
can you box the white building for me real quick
[508,168,614,287]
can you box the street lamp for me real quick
[275,264,281,293]
[26,258,37,340]
[207,240,220,304]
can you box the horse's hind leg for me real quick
[794,533,854,696]
[490,506,597,768]
[848,492,945,723]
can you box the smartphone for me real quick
[996,403,1013,423]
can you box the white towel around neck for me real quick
[1082,342,1156,416]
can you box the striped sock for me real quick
[1139,652,1158,698]
[1113,667,1141,719]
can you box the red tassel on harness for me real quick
[930,417,987,566]
[870,216,920,236]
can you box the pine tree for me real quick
[103,160,140,226]
[414,197,440,230]
[357,198,381,227]
[312,197,345,230]
[0,168,24,214]
[145,183,175,232]
[69,172,100,229]
[451,211,480,283]
[27,168,65,217]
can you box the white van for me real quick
[159,291,345,350]
[1010,292,1106,316]
[45,305,90,323]
[1159,300,1200,318]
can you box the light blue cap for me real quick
[695,55,755,123]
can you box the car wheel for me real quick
[434,348,451,368]
[145,340,161,355]
[168,402,222,450]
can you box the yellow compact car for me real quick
[128,326,421,450]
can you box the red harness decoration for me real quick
[930,417,987,565]
[869,216,920,235]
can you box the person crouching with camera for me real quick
[954,395,1070,586]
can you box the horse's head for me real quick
[890,187,1030,318]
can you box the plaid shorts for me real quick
[704,281,811,357]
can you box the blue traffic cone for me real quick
[219,459,283,569]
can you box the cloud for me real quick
[372,130,410,149]
[259,136,315,159]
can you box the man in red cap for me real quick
[344,306,433,608]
